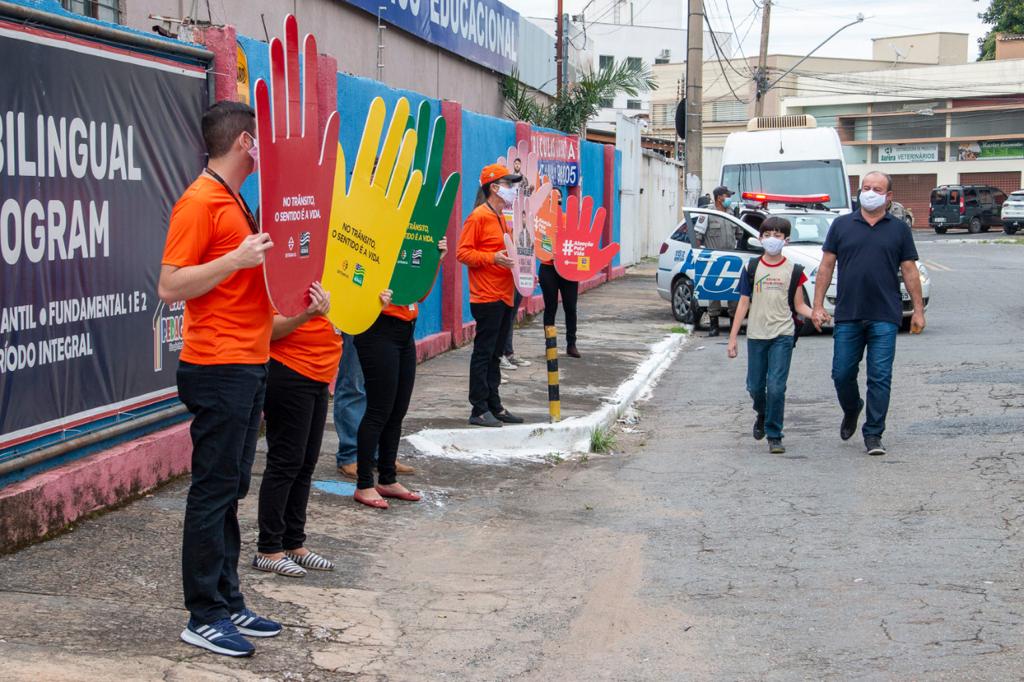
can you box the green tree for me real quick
[501,59,655,136]
[977,0,1024,60]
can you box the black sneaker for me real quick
[865,436,886,456]
[753,414,766,441]
[841,400,864,441]
[768,438,785,454]
[469,411,503,427]
[493,409,524,424]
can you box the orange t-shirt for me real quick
[382,302,419,322]
[270,315,342,384]
[161,175,273,365]
[456,203,514,306]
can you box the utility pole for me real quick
[556,0,564,96]
[754,0,771,117]
[684,0,703,204]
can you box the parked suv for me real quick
[1001,190,1024,235]
[929,184,1007,234]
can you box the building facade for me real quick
[782,58,1024,222]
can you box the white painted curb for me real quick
[405,332,688,462]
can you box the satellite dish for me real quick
[890,42,907,62]
[675,100,686,140]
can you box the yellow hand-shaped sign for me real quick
[322,97,422,334]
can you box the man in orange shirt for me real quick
[457,163,525,427]
[158,101,278,657]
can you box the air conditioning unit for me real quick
[747,114,817,131]
[658,49,671,59]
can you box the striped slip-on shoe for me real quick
[285,550,335,571]
[252,554,307,577]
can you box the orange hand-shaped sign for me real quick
[552,194,619,282]
[534,185,561,263]
[255,15,340,318]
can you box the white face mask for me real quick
[859,189,887,211]
[496,185,518,206]
[760,236,785,255]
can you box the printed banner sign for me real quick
[341,0,519,75]
[531,130,580,187]
[957,140,1024,161]
[879,143,938,163]
[256,16,340,318]
[389,101,460,306]
[322,97,422,334]
[0,19,208,450]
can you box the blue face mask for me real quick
[721,197,733,209]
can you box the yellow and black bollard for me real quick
[544,325,561,422]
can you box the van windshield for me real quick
[721,160,849,210]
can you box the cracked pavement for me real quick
[1,243,1023,679]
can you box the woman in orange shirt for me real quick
[254,282,340,576]
[351,239,448,509]
[456,163,526,428]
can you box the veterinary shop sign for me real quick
[340,0,519,75]
[531,131,580,187]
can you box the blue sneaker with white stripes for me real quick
[230,608,283,637]
[180,617,255,657]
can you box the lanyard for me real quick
[204,168,259,234]
[486,202,510,234]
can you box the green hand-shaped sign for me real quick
[389,101,461,306]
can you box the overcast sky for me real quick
[509,0,991,62]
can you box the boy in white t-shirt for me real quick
[727,217,814,454]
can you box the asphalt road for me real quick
[1,239,1022,680]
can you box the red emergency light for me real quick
[741,191,831,205]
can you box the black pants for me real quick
[257,359,329,554]
[469,300,512,417]
[503,291,523,356]
[354,314,417,490]
[539,263,578,346]
[177,361,266,625]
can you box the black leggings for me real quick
[539,263,578,346]
[258,360,329,554]
[354,314,417,490]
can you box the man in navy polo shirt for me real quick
[811,171,926,456]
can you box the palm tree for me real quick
[501,59,656,136]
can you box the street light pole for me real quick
[556,0,564,96]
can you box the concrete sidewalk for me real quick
[0,261,682,680]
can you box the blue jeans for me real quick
[746,335,795,439]
[333,333,375,467]
[831,321,898,438]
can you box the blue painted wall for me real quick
[459,110,516,322]
[613,150,622,266]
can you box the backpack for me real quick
[745,256,806,345]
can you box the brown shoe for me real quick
[566,345,581,358]
[394,460,416,475]
[337,462,357,479]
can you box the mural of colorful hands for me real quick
[254,15,340,317]
[552,194,619,282]
[388,101,460,306]
[322,96,422,334]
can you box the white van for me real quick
[720,115,852,212]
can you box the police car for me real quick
[656,192,931,332]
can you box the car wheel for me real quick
[671,276,696,324]
[933,226,947,234]
[1005,225,1019,235]
[969,217,982,234]
[900,316,913,333]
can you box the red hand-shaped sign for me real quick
[255,15,340,317]
[552,194,619,282]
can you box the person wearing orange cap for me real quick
[457,163,525,427]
